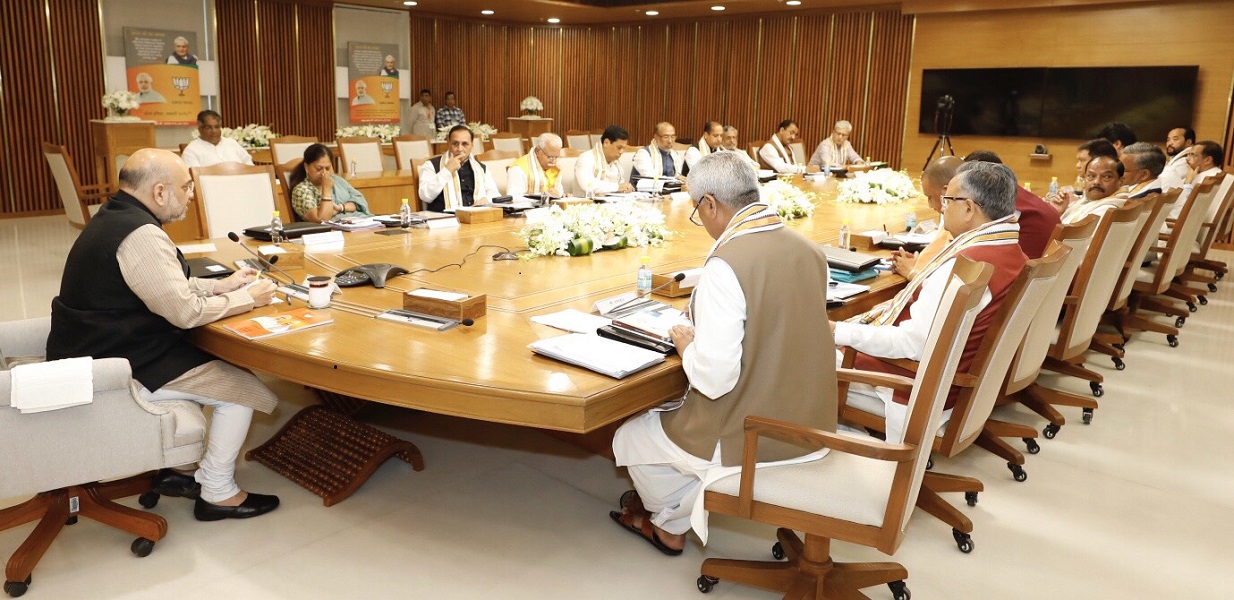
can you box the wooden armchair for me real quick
[1178,172,1234,302]
[698,257,993,599]
[189,163,283,239]
[474,150,521,196]
[269,135,319,168]
[749,141,770,169]
[841,243,1071,552]
[392,134,432,170]
[336,136,383,175]
[40,142,113,230]
[489,132,525,154]
[564,129,591,150]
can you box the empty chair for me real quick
[589,129,604,147]
[41,142,113,229]
[0,316,206,597]
[790,140,807,165]
[489,132,524,154]
[474,150,520,196]
[698,257,991,599]
[269,135,318,167]
[556,148,583,197]
[392,135,433,170]
[748,141,769,169]
[564,129,591,150]
[190,163,283,238]
[336,136,383,175]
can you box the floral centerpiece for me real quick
[760,179,818,220]
[520,95,544,117]
[101,91,139,120]
[520,203,673,257]
[835,169,916,205]
[468,122,498,142]
[336,124,400,143]
[192,124,279,148]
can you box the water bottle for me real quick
[399,198,412,228]
[349,160,357,178]
[837,221,851,250]
[904,211,917,233]
[1046,176,1059,201]
[1023,181,1032,193]
[270,210,285,244]
[637,256,653,295]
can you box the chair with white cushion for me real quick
[565,129,591,151]
[698,257,992,599]
[557,148,583,197]
[0,317,206,597]
[474,150,520,196]
[269,135,318,168]
[336,137,383,175]
[190,163,283,238]
[41,143,112,230]
[393,135,432,170]
[489,132,524,154]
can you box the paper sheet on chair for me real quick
[9,357,93,414]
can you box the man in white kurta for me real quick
[611,152,836,553]
[718,126,760,170]
[417,125,499,212]
[575,125,635,195]
[683,121,723,175]
[506,133,564,198]
[1159,127,1195,192]
[759,119,819,175]
[808,120,866,168]
[631,122,686,184]
[1168,141,1224,220]
[181,110,255,168]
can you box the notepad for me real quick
[529,333,665,379]
[223,307,333,340]
[530,309,613,334]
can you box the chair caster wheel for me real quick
[926,457,933,471]
[952,529,974,553]
[965,491,979,507]
[1167,335,1179,348]
[1082,408,1094,424]
[1208,282,1218,292]
[65,516,78,526]
[1089,381,1104,397]
[1217,272,1225,281]
[138,492,160,509]
[1112,357,1125,370]
[131,537,155,558]
[1112,342,1125,351]
[771,542,785,560]
[889,580,911,600]
[696,575,718,593]
[3,576,31,598]
[1175,316,1186,328]
[1008,462,1028,482]
[1187,302,1197,313]
[1043,423,1060,439]
[1023,437,1040,454]
[1199,295,1208,305]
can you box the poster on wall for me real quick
[347,42,400,125]
[123,27,201,125]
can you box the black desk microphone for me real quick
[227,232,303,290]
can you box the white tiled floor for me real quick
[3,215,1234,599]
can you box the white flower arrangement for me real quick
[468,122,497,142]
[335,124,400,143]
[760,179,818,220]
[520,96,544,113]
[192,124,280,148]
[835,169,916,205]
[520,203,673,257]
[101,91,139,112]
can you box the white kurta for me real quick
[759,137,804,174]
[417,156,500,208]
[1158,151,1190,192]
[181,138,254,168]
[631,146,684,181]
[575,145,624,195]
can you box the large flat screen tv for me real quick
[919,66,1198,141]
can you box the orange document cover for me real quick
[223,307,333,340]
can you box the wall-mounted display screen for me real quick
[919,66,1198,141]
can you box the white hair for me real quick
[174,36,189,46]
[535,133,562,151]
[834,120,853,132]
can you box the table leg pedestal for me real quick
[245,400,425,507]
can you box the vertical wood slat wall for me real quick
[410,10,913,164]
[0,0,105,216]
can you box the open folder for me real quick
[529,333,665,379]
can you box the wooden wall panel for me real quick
[0,1,60,215]
[791,15,831,148]
[530,27,560,133]
[216,0,263,127]
[297,4,335,141]
[723,19,763,146]
[634,25,670,136]
[865,10,913,169]
[826,12,872,149]
[49,0,107,194]
[755,18,797,143]
[691,21,730,140]
[257,1,300,132]
[607,26,641,143]
[664,22,695,139]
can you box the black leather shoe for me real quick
[194,493,280,521]
[151,469,201,499]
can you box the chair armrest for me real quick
[735,414,915,517]
[836,368,914,394]
[0,317,52,359]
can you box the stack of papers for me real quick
[612,305,690,342]
[529,333,665,379]
[827,280,870,301]
[331,218,383,231]
[530,309,612,334]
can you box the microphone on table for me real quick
[460,318,475,327]
[606,272,687,316]
[227,232,303,290]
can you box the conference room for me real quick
[2,0,1233,598]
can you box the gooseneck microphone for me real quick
[227,232,304,290]
[607,272,687,316]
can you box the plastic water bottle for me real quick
[904,211,917,233]
[1046,176,1059,201]
[1023,181,1033,193]
[399,198,412,228]
[637,256,653,295]
[349,160,358,178]
[270,210,285,244]
[837,221,851,250]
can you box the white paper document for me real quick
[529,333,665,379]
[409,288,468,302]
[530,309,612,334]
[176,242,217,254]
[827,280,870,301]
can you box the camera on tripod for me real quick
[924,95,957,169]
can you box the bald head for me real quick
[921,155,963,213]
[653,122,676,150]
[119,148,194,223]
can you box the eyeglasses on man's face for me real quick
[689,194,714,226]
[536,147,560,164]
[939,195,976,209]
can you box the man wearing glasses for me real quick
[612,151,836,555]
[631,122,687,185]
[47,149,284,522]
[507,132,565,199]
[832,161,1028,444]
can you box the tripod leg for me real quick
[924,138,944,171]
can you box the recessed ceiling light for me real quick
[547,17,560,23]
[645,10,659,16]
[786,0,801,5]
[481,9,494,15]
[711,5,726,11]
[402,1,417,5]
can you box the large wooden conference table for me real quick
[191,175,930,436]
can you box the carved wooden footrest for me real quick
[246,405,425,507]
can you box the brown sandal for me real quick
[608,494,683,557]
